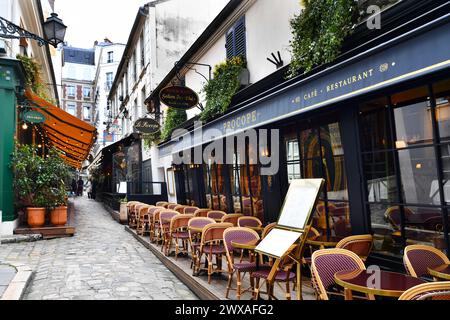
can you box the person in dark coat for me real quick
[77,178,84,196]
[71,179,77,196]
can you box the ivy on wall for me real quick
[143,131,161,149]
[16,54,54,103]
[288,0,359,78]
[200,56,246,122]
[161,108,187,141]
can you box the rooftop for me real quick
[63,47,96,66]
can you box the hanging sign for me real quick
[22,110,46,123]
[133,118,161,134]
[159,85,199,110]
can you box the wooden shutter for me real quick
[225,16,246,60]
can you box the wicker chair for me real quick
[188,217,216,274]
[174,205,188,214]
[156,201,169,208]
[311,248,366,300]
[130,203,146,229]
[184,206,200,215]
[221,214,244,226]
[197,222,233,283]
[223,227,263,299]
[194,209,210,217]
[251,244,298,300]
[166,214,194,259]
[261,222,277,239]
[127,202,142,228]
[207,210,227,222]
[149,207,164,243]
[159,210,179,253]
[238,216,262,229]
[167,203,178,210]
[336,235,374,262]
[404,245,450,279]
[399,281,450,300]
[137,205,153,236]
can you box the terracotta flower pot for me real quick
[50,206,68,226]
[27,207,46,228]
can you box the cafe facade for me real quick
[150,1,450,269]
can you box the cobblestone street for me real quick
[0,197,197,300]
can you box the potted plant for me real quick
[44,148,71,226]
[10,144,48,228]
[119,196,128,224]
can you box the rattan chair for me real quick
[167,214,194,259]
[149,207,164,243]
[223,227,263,299]
[221,214,243,226]
[174,205,188,214]
[399,281,450,300]
[159,210,179,252]
[238,216,262,229]
[156,201,169,208]
[207,210,227,222]
[194,209,210,217]
[188,217,216,273]
[127,202,142,228]
[184,206,200,215]
[311,248,367,300]
[251,244,298,300]
[130,203,146,229]
[336,234,374,262]
[167,203,178,210]
[404,244,450,279]
[197,222,233,283]
[137,205,153,236]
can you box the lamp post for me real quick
[0,12,67,48]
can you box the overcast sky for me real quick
[54,0,148,48]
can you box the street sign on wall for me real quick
[133,118,161,134]
[159,85,199,110]
[22,110,46,123]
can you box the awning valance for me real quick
[24,89,97,169]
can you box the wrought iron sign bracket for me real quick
[1,16,49,47]
[174,61,212,82]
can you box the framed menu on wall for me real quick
[277,179,324,232]
[167,168,175,196]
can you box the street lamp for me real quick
[0,12,67,48]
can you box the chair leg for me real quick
[286,281,291,300]
[253,277,260,300]
[208,253,213,284]
[226,271,234,299]
[236,271,242,300]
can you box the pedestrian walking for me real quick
[71,179,77,196]
[77,177,84,196]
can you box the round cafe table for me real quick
[428,264,450,280]
[334,269,426,300]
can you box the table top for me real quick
[231,239,260,250]
[428,264,450,280]
[307,235,343,247]
[335,269,425,297]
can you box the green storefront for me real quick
[0,57,25,233]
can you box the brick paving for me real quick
[0,196,197,300]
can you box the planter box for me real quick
[119,203,128,224]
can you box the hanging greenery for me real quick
[143,131,162,149]
[288,0,359,78]
[200,56,246,122]
[16,54,54,103]
[161,108,187,141]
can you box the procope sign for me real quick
[159,85,199,110]
[134,118,161,134]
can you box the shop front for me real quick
[158,13,450,268]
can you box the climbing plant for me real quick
[161,108,187,141]
[288,0,359,78]
[143,131,162,149]
[200,56,246,121]
[17,54,53,102]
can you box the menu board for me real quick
[255,228,302,259]
[277,179,324,231]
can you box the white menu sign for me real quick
[255,228,302,259]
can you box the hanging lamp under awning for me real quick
[23,89,97,169]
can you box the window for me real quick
[132,53,137,82]
[141,86,146,110]
[106,72,113,91]
[107,51,114,63]
[140,32,145,67]
[359,82,450,258]
[83,87,91,99]
[67,85,75,97]
[83,105,91,120]
[67,104,76,116]
[226,16,246,60]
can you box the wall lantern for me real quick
[0,12,67,48]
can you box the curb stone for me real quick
[0,262,34,300]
